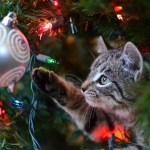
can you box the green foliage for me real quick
[1,0,150,48]
[77,0,113,15]
[0,0,150,149]
[135,62,150,147]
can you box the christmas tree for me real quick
[0,0,150,150]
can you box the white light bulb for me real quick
[117,14,123,20]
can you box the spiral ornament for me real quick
[0,12,30,87]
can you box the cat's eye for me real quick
[98,75,110,85]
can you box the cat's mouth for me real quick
[84,92,119,110]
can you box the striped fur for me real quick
[32,37,144,149]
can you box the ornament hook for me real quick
[1,12,18,28]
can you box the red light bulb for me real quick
[53,1,58,6]
[43,22,52,30]
[114,6,123,12]
[2,110,5,114]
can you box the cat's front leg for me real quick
[32,67,86,109]
[32,67,93,130]
[32,67,68,105]
[32,67,92,129]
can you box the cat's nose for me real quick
[81,87,86,93]
[81,81,89,92]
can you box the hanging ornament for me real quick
[0,12,30,88]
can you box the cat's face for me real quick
[82,37,143,111]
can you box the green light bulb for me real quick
[46,57,59,64]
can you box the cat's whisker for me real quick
[74,101,87,120]
[88,107,95,129]
[89,49,96,59]
[72,100,85,109]
[82,105,88,122]
[64,74,83,86]
[83,105,91,122]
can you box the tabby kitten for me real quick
[32,37,144,149]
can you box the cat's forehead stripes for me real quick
[89,65,107,83]
[91,54,108,69]
[92,64,108,81]
[93,72,101,82]
[92,51,122,70]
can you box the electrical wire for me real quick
[28,53,41,150]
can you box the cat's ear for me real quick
[95,36,108,53]
[122,42,143,81]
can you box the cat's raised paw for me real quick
[32,67,49,84]
[32,67,55,93]
[32,68,66,97]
